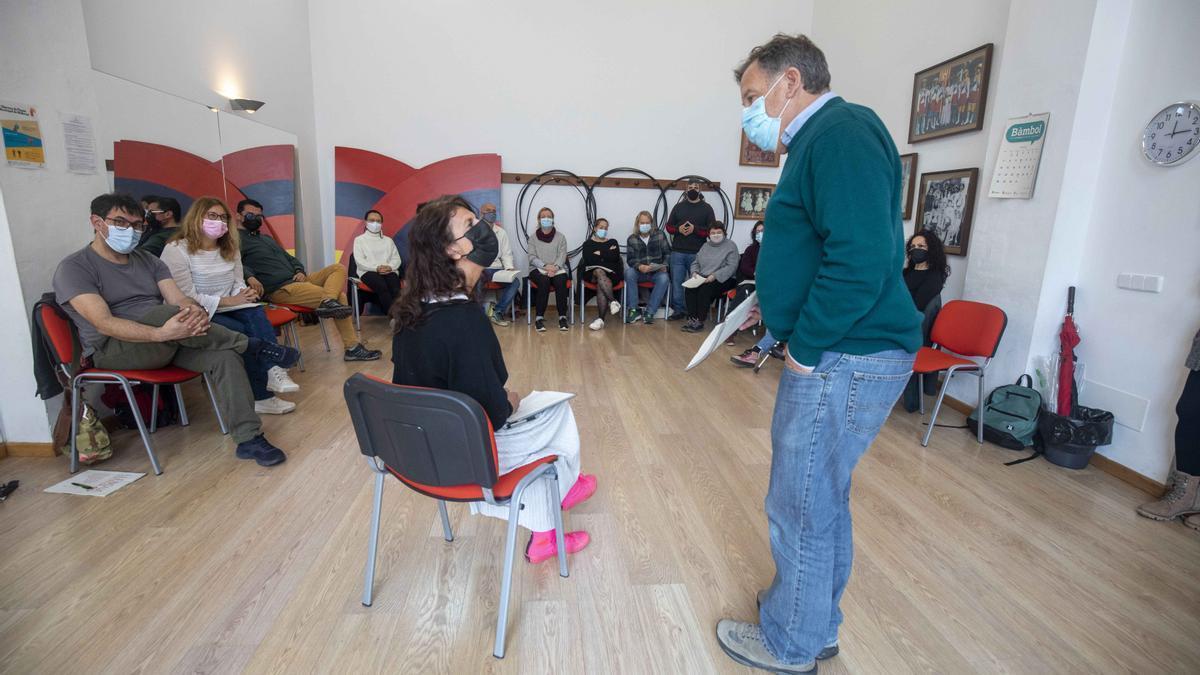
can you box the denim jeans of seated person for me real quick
[758,349,914,665]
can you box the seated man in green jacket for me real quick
[235,199,380,361]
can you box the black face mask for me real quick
[241,213,262,231]
[686,189,700,200]
[464,220,498,267]
[908,248,929,264]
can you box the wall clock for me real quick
[1142,101,1200,166]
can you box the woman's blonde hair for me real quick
[634,210,653,226]
[173,196,240,260]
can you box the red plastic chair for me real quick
[578,278,624,324]
[265,306,304,371]
[913,300,1008,447]
[525,276,575,325]
[343,373,572,659]
[273,303,331,352]
[36,303,228,475]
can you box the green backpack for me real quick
[966,375,1042,450]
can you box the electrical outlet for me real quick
[1143,274,1164,293]
[1117,273,1133,288]
[1117,272,1164,293]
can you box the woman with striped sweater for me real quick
[161,197,299,415]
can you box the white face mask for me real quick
[709,234,725,244]
[365,220,382,234]
[638,223,652,235]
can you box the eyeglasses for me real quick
[105,217,147,233]
[204,211,231,223]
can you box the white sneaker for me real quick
[255,396,296,415]
[589,317,605,331]
[609,300,621,316]
[267,366,299,393]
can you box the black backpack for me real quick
[966,375,1042,450]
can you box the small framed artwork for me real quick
[900,153,918,220]
[739,130,780,167]
[908,43,993,143]
[734,182,775,220]
[914,168,979,256]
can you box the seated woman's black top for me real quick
[578,238,623,284]
[903,267,945,312]
[391,300,512,427]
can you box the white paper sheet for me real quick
[506,390,575,426]
[686,291,758,371]
[490,269,521,284]
[45,470,145,497]
[681,274,706,289]
[62,113,97,174]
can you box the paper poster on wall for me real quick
[989,113,1049,199]
[1,100,45,168]
[62,114,97,174]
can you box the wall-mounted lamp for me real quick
[229,98,265,114]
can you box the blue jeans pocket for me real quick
[846,370,910,436]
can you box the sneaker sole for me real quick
[1137,509,1198,521]
[267,383,300,394]
[316,307,353,319]
[344,353,382,362]
[254,404,296,415]
[715,632,817,674]
[235,448,287,466]
[730,358,755,368]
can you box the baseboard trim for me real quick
[3,442,57,458]
[937,394,1165,497]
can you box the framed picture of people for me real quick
[734,182,775,220]
[900,153,918,220]
[914,168,979,256]
[739,130,780,167]
[908,44,993,143]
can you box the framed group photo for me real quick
[900,153,918,220]
[908,43,993,143]
[914,168,979,256]
[739,131,780,167]
[734,182,775,220]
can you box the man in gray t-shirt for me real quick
[50,193,294,468]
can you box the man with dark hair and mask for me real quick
[664,180,716,321]
[235,198,381,362]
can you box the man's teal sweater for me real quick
[757,97,922,366]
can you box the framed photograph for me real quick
[739,130,780,167]
[914,168,979,256]
[734,182,775,220]
[900,153,918,220]
[908,43,993,143]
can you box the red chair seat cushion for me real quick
[276,303,316,315]
[357,281,371,292]
[388,455,559,502]
[80,365,201,384]
[583,280,624,291]
[265,307,298,327]
[913,346,979,374]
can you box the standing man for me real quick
[235,199,381,361]
[664,179,715,320]
[716,34,922,673]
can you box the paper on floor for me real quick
[45,470,145,497]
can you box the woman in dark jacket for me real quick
[579,217,624,331]
[901,230,950,412]
[390,194,596,563]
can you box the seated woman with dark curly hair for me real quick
[390,194,596,564]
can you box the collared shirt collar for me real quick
[781,91,838,146]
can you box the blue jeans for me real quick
[668,251,696,313]
[482,269,521,314]
[756,328,777,353]
[623,266,670,317]
[759,349,915,664]
[210,306,278,401]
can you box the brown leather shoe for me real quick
[1137,470,1200,521]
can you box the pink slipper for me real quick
[525,530,590,563]
[561,473,597,511]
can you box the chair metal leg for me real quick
[526,280,532,325]
[493,496,523,659]
[362,471,385,607]
[318,319,331,352]
[922,371,955,447]
[174,384,190,426]
[977,369,986,444]
[548,464,568,579]
[290,323,305,372]
[149,384,160,433]
[120,379,163,475]
[352,284,361,332]
[918,373,926,415]
[753,343,777,374]
[203,374,229,435]
[579,286,586,325]
[69,382,81,474]
[438,500,454,542]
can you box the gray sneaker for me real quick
[756,591,840,660]
[715,619,816,673]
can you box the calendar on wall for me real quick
[989,113,1050,199]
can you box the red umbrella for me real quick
[1057,287,1080,416]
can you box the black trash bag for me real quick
[1036,405,1114,470]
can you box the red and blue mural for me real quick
[112,140,297,252]
[334,148,500,264]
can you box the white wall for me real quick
[82,0,324,266]
[812,0,1013,302]
[1069,0,1200,480]
[307,0,815,265]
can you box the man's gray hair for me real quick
[734,33,831,94]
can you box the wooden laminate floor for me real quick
[1,315,1198,674]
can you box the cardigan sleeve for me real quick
[161,243,221,317]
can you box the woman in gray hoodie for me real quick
[682,221,740,332]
